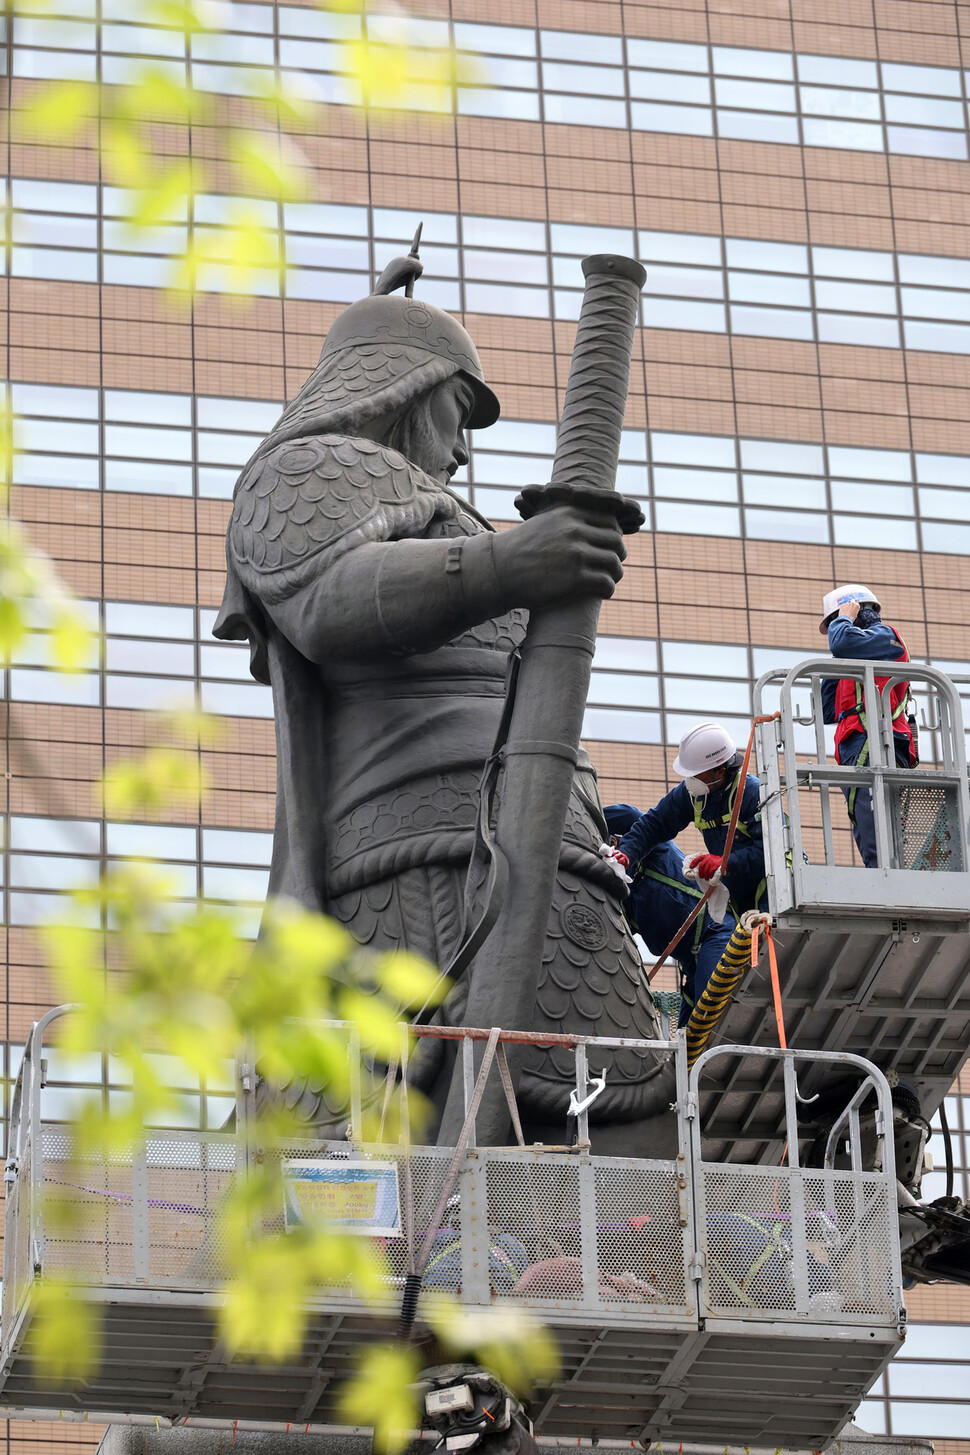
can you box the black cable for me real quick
[397,1270,423,1342]
[939,1098,955,1200]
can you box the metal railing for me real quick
[2,1010,904,1344]
[1,1004,243,1349]
[754,657,970,922]
[689,1044,903,1324]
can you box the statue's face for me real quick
[415,375,475,485]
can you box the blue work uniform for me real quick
[605,808,736,1029]
[822,616,912,868]
[615,773,767,916]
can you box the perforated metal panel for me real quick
[3,1142,33,1337]
[38,1130,238,1288]
[265,1144,693,1321]
[892,781,965,871]
[592,1160,690,1313]
[696,1167,896,1323]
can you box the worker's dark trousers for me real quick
[677,918,736,1027]
[837,731,912,868]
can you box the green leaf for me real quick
[20,81,97,140]
[230,133,305,202]
[344,39,408,109]
[220,1236,312,1361]
[0,595,27,661]
[101,121,150,190]
[50,607,95,673]
[102,746,207,817]
[160,704,225,748]
[371,950,447,1012]
[30,1279,102,1381]
[261,899,355,976]
[141,0,209,34]
[336,987,405,1059]
[244,72,318,126]
[118,70,202,125]
[337,1344,421,1454]
[424,1298,560,1395]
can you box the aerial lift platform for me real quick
[0,1012,906,1450]
[697,660,970,1180]
[0,658,967,1450]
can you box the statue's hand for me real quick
[492,503,627,609]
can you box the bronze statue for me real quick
[214,240,674,1152]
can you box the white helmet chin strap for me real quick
[684,776,710,798]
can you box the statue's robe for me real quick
[215,433,665,1132]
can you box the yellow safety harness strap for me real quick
[707,1214,788,1308]
[847,625,911,741]
[693,770,752,839]
[646,713,780,985]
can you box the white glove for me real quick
[598,843,632,886]
[682,855,730,924]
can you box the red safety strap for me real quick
[647,711,780,983]
[752,920,786,1050]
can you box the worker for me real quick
[611,722,768,915]
[819,584,916,868]
[605,804,738,1027]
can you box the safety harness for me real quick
[709,1213,791,1308]
[834,625,915,797]
[691,770,766,915]
[636,864,705,1008]
[692,769,751,838]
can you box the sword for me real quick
[438,254,647,1147]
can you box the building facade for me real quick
[3,0,970,1448]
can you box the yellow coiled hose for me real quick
[685,910,771,1070]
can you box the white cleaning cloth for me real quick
[682,856,730,924]
[598,843,632,886]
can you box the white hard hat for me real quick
[672,722,737,778]
[819,583,881,635]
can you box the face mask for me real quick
[684,776,709,797]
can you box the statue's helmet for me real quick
[259,234,500,456]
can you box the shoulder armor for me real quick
[228,434,459,603]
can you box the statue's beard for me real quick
[384,397,452,484]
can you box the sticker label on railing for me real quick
[282,1159,401,1236]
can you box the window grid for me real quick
[11,7,970,163]
[3,591,966,758]
[3,807,273,931]
[11,180,970,363]
[8,382,970,557]
[472,425,970,558]
[7,10,970,1444]
[3,593,272,719]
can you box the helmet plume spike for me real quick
[372,223,425,299]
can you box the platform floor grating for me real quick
[701,919,970,1162]
[0,1289,899,1449]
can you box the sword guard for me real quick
[514,481,645,535]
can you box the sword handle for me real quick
[552,254,646,492]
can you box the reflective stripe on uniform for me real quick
[846,737,870,821]
[833,622,913,760]
[709,1215,789,1308]
[638,865,706,957]
[693,770,752,839]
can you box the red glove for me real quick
[689,853,722,880]
[613,850,630,869]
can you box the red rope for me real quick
[646,712,780,984]
[752,920,786,1050]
